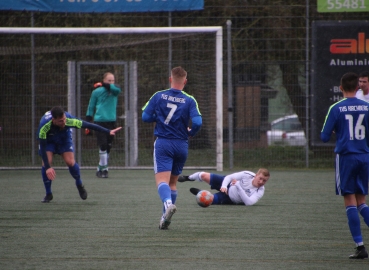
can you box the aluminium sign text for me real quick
[311,21,369,146]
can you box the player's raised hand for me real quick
[46,168,56,181]
[110,127,122,136]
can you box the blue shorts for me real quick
[39,133,74,156]
[335,153,369,196]
[153,137,188,175]
[209,173,234,205]
[209,173,226,190]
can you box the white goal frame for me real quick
[0,27,223,171]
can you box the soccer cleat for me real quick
[158,204,177,230]
[178,175,193,182]
[349,246,368,259]
[159,218,168,230]
[41,193,53,203]
[102,170,108,178]
[77,185,88,200]
[190,187,201,196]
[96,170,103,178]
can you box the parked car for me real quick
[267,114,307,146]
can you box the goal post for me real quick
[0,26,223,171]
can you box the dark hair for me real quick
[359,71,369,79]
[50,106,65,118]
[340,72,358,92]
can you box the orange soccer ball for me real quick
[196,190,214,208]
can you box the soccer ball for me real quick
[196,190,214,208]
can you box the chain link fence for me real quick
[0,1,367,169]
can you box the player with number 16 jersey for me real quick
[321,85,369,195]
[321,97,369,155]
[321,72,369,259]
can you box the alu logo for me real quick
[330,33,369,54]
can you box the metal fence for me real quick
[0,1,367,170]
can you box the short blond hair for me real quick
[171,66,187,82]
[257,168,270,177]
[103,72,114,80]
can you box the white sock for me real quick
[99,150,108,167]
[164,200,173,211]
[189,172,204,182]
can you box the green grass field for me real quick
[0,169,368,269]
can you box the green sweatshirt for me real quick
[86,84,121,122]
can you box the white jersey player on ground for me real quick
[178,168,270,206]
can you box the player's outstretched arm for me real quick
[110,127,122,136]
[82,121,115,134]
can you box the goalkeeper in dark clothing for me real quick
[38,106,122,203]
[86,72,121,178]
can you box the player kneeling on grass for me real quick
[38,106,122,203]
[179,168,269,206]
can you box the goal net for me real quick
[0,27,223,170]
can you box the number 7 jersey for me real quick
[321,97,369,154]
[142,88,201,140]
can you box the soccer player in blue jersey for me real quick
[86,72,121,178]
[321,72,369,259]
[142,66,202,230]
[38,106,122,203]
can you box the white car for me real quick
[267,114,307,146]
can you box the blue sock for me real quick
[69,163,82,186]
[171,190,178,204]
[161,189,178,214]
[41,167,52,195]
[212,193,219,205]
[162,189,178,214]
[346,206,363,244]
[158,183,172,214]
[158,182,171,202]
[358,203,369,227]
